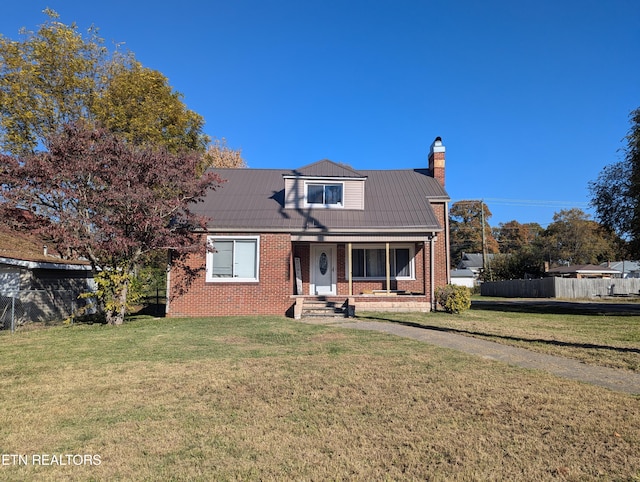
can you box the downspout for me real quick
[348,242,353,296]
[423,240,428,308]
[445,202,451,284]
[165,251,171,316]
[430,235,436,311]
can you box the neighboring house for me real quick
[168,137,451,318]
[600,261,640,279]
[545,264,621,279]
[457,253,485,276]
[450,268,476,288]
[455,253,495,284]
[0,226,94,326]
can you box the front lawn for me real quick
[360,301,640,371]
[0,315,638,480]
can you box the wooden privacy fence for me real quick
[481,278,640,299]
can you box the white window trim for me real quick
[346,244,415,280]
[304,181,345,209]
[206,235,260,283]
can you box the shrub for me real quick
[435,285,471,314]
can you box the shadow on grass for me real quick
[131,303,166,318]
[472,299,640,316]
[357,309,640,356]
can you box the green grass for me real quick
[359,301,640,371]
[0,315,639,480]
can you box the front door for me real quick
[311,245,336,295]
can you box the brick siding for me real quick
[169,225,450,317]
[168,233,293,317]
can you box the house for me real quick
[456,252,497,276]
[545,264,621,279]
[600,261,640,279]
[457,253,485,276]
[450,268,476,288]
[167,137,451,318]
[0,225,94,327]
[452,252,496,286]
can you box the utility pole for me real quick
[479,199,492,281]
[480,200,486,273]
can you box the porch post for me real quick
[348,242,353,296]
[385,242,391,293]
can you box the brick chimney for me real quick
[428,136,445,187]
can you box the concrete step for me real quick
[301,299,347,318]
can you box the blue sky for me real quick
[1,1,638,228]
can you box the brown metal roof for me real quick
[195,162,449,234]
[292,160,366,178]
[546,264,621,275]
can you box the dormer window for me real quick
[306,182,343,207]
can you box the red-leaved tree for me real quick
[2,123,221,325]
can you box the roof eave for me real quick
[202,226,443,234]
[0,256,92,271]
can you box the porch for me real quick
[291,294,432,319]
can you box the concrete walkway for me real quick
[310,319,640,395]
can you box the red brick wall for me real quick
[169,230,449,317]
[430,150,445,187]
[168,233,293,317]
[430,201,450,290]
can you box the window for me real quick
[206,236,259,282]
[306,183,343,207]
[350,246,413,279]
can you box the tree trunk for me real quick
[106,278,129,326]
[114,281,128,325]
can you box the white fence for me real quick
[481,278,640,299]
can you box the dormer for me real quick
[283,160,367,210]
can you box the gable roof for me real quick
[195,161,449,236]
[458,253,496,270]
[601,261,640,274]
[450,268,475,278]
[291,160,366,178]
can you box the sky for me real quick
[1,0,638,228]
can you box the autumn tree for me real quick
[493,220,543,254]
[0,9,105,154]
[538,208,620,266]
[450,200,499,265]
[2,123,222,325]
[93,59,208,153]
[198,138,246,175]
[0,10,243,319]
[589,107,640,256]
[487,220,546,280]
[0,9,210,155]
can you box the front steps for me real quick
[299,297,348,319]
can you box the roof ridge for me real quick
[295,159,365,177]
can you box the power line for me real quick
[478,198,589,208]
[450,198,594,227]
[451,198,589,208]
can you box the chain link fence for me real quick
[0,290,96,331]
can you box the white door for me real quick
[311,245,336,295]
